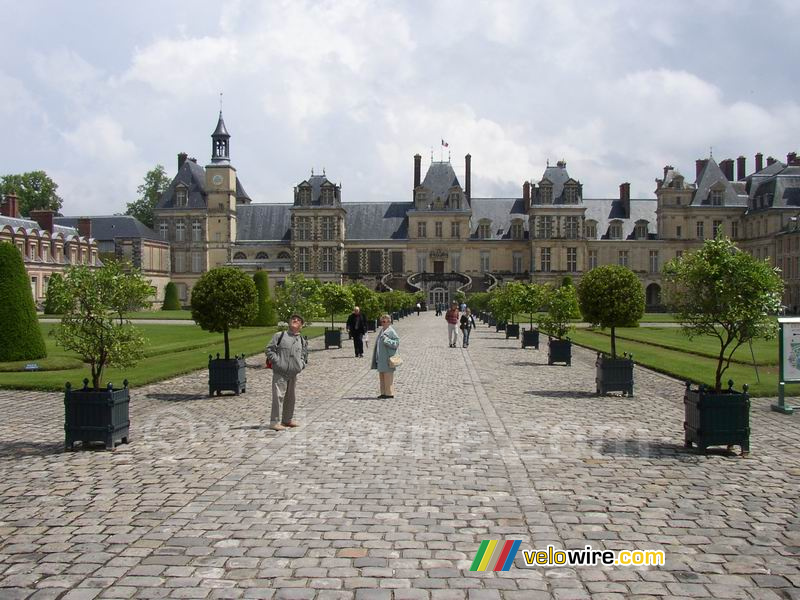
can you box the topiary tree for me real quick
[274,273,323,326]
[559,276,582,319]
[106,260,154,321]
[251,271,277,326]
[162,282,181,310]
[319,282,354,329]
[454,290,466,305]
[663,235,783,392]
[0,241,46,361]
[52,264,149,389]
[489,282,527,324]
[578,265,645,359]
[191,267,258,359]
[520,282,548,327]
[381,290,404,313]
[468,292,491,313]
[44,272,69,315]
[538,284,578,340]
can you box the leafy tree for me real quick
[52,264,148,389]
[105,260,154,322]
[44,273,69,315]
[663,236,783,392]
[538,284,578,340]
[490,281,527,324]
[274,273,323,326]
[251,271,277,326]
[578,265,644,359]
[454,290,466,304]
[0,242,47,361]
[125,165,171,229]
[559,276,582,319]
[381,290,405,313]
[0,171,63,216]
[468,292,491,313]
[520,282,548,327]
[191,267,258,359]
[162,282,181,310]
[319,283,354,328]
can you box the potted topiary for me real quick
[520,282,547,349]
[488,288,508,332]
[577,265,644,396]
[349,282,380,331]
[52,261,151,450]
[538,284,578,365]
[663,236,783,455]
[501,282,527,340]
[275,273,323,327]
[191,267,258,397]
[319,282,354,349]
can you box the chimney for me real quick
[413,154,421,190]
[1,192,19,218]
[523,181,531,211]
[619,182,631,218]
[29,210,54,233]
[77,217,92,239]
[695,159,708,181]
[189,157,197,163]
[767,156,776,166]
[737,156,746,180]
[178,152,188,169]
[465,153,471,201]
[663,165,673,179]
[719,158,734,181]
[755,152,763,172]
[787,152,799,166]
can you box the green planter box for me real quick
[521,328,539,349]
[487,316,496,327]
[684,382,750,455]
[595,353,634,396]
[548,338,572,366]
[325,328,342,349]
[505,323,520,339]
[64,379,130,451]
[367,319,377,332]
[496,321,507,332]
[209,355,246,396]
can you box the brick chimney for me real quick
[767,156,776,166]
[1,193,19,218]
[695,159,708,181]
[178,152,188,169]
[755,152,763,172]
[737,156,746,180]
[29,210,54,233]
[719,159,734,181]
[413,154,421,190]
[619,182,631,218]
[523,181,531,211]
[77,217,92,239]
[787,152,799,166]
[465,153,471,201]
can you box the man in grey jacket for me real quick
[265,314,308,431]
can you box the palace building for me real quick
[151,111,800,310]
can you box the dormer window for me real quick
[416,191,427,205]
[510,220,524,240]
[176,189,188,208]
[433,196,444,210]
[478,220,491,239]
[584,220,597,239]
[298,187,312,206]
[609,222,623,239]
[449,192,460,210]
[540,185,553,204]
[564,184,578,204]
[635,222,648,239]
[710,189,723,206]
[321,186,334,205]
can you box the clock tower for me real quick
[206,111,238,268]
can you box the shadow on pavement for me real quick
[0,440,64,458]
[525,390,597,399]
[145,393,208,402]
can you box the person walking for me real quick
[265,314,308,431]
[345,305,368,358]
[416,302,421,316]
[445,301,460,348]
[371,314,400,398]
[460,308,477,348]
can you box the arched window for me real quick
[278,251,291,259]
[256,252,268,259]
[478,220,491,239]
[233,252,247,260]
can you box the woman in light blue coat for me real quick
[371,314,400,398]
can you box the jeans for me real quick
[462,327,471,346]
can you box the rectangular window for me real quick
[322,217,336,241]
[175,221,185,242]
[451,221,460,239]
[511,221,525,240]
[565,217,579,239]
[676,225,682,239]
[512,252,523,274]
[192,220,202,241]
[696,221,705,239]
[609,223,623,239]
[713,220,723,237]
[540,248,551,272]
[478,223,491,239]
[346,250,360,274]
[417,254,427,273]
[537,216,553,239]
[159,222,169,241]
[368,250,382,273]
[480,251,490,272]
[618,250,629,267]
[321,247,334,272]
[635,224,647,239]
[391,251,404,273]
[731,221,739,239]
[192,252,202,273]
[567,247,577,272]
[30,276,37,299]
[174,252,185,273]
[649,250,659,273]
[588,249,598,270]
[417,222,427,238]
[435,221,443,238]
[298,247,310,272]
[451,252,461,272]
[296,217,311,241]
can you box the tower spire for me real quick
[211,108,230,164]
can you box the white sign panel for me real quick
[781,319,800,382]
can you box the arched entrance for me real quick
[429,287,447,308]
[646,283,661,309]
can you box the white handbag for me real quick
[388,355,403,368]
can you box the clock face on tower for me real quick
[212,174,223,186]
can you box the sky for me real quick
[2,0,799,217]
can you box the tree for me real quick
[0,171,63,216]
[191,267,258,360]
[348,283,382,321]
[520,282,548,327]
[489,282,527,324]
[560,276,582,318]
[274,273,323,326]
[454,290,466,304]
[663,236,783,392]
[162,282,181,310]
[319,283,354,329]
[44,273,69,315]
[125,165,171,229]
[0,242,47,361]
[52,264,148,389]
[577,265,644,359]
[468,292,491,313]
[251,271,277,326]
[105,260,154,322]
[538,284,578,340]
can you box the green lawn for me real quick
[0,323,322,391]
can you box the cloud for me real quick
[62,115,140,163]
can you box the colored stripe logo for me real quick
[470,540,522,571]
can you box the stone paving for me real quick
[0,312,798,600]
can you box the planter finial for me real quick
[82,378,90,390]
[107,382,113,391]
[123,379,129,388]
[727,379,734,391]
[743,383,749,393]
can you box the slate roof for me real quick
[342,203,409,240]
[54,215,161,241]
[157,160,208,209]
[296,174,339,206]
[0,215,78,237]
[470,198,527,239]
[748,163,800,209]
[584,199,658,240]
[236,204,292,241]
[535,162,579,202]
[212,112,229,137]
[691,158,749,207]
[419,162,463,203]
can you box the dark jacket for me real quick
[460,314,476,330]
[346,312,368,336]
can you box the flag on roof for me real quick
[441,139,449,147]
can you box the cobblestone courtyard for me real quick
[0,313,798,600]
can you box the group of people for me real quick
[445,301,477,348]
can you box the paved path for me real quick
[0,312,798,600]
